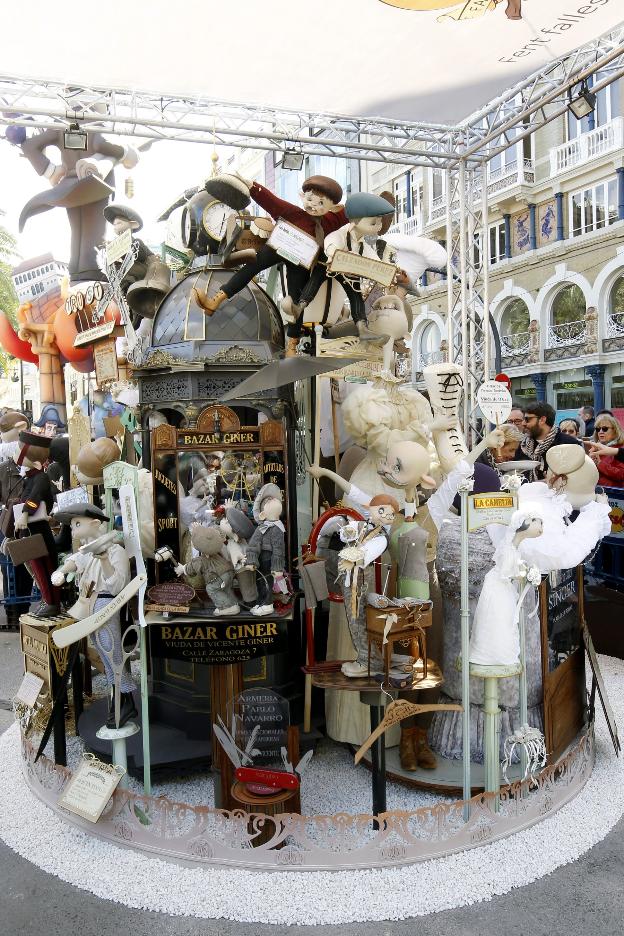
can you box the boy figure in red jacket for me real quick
[193,174,346,324]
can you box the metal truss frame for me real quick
[0,76,461,169]
[1,23,623,426]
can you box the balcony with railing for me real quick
[502,331,530,354]
[386,214,423,236]
[545,319,587,361]
[550,117,624,177]
[426,159,535,226]
[603,309,624,353]
[413,349,445,376]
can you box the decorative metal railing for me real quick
[501,331,530,354]
[547,320,586,348]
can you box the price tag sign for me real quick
[14,672,44,708]
[58,755,124,823]
[267,220,319,270]
[106,229,133,264]
[477,380,512,424]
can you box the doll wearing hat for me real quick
[51,503,136,728]
[244,483,286,616]
[12,431,63,616]
[295,192,397,348]
[0,410,30,462]
[192,174,346,322]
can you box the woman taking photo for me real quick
[588,414,624,487]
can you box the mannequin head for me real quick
[55,503,111,550]
[260,496,283,522]
[378,440,436,492]
[511,509,544,545]
[70,514,105,548]
[73,437,120,486]
[353,215,385,237]
[190,524,226,557]
[546,444,598,509]
[300,176,343,216]
[368,294,412,342]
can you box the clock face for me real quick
[202,200,236,242]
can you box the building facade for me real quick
[11,253,68,304]
[361,76,624,421]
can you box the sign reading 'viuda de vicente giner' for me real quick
[149,618,289,665]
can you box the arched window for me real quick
[609,275,624,318]
[551,284,586,325]
[500,297,530,354]
[418,321,442,366]
[549,283,587,346]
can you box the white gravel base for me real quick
[0,655,622,925]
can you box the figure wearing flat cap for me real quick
[297,192,396,345]
[193,174,347,334]
[244,483,286,617]
[12,431,62,617]
[51,503,136,728]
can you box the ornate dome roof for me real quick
[147,266,284,366]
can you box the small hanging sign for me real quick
[467,491,517,531]
[106,229,133,264]
[14,672,44,709]
[477,379,512,424]
[57,754,125,822]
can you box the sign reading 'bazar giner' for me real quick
[149,618,289,665]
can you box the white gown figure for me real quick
[469,510,543,667]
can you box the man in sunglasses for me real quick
[515,401,581,481]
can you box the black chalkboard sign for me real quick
[149,617,289,666]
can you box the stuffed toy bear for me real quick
[175,524,239,616]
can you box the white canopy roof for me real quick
[5,0,623,124]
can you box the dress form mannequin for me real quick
[469,510,544,667]
[423,363,470,473]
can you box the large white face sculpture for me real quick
[377,440,436,492]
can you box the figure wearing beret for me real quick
[244,483,286,616]
[51,503,136,728]
[294,192,396,349]
[12,431,61,616]
[193,174,347,327]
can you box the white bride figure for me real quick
[469,507,544,667]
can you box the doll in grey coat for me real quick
[244,483,286,617]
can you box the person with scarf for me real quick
[515,401,580,481]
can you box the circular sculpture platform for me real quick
[0,656,622,925]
